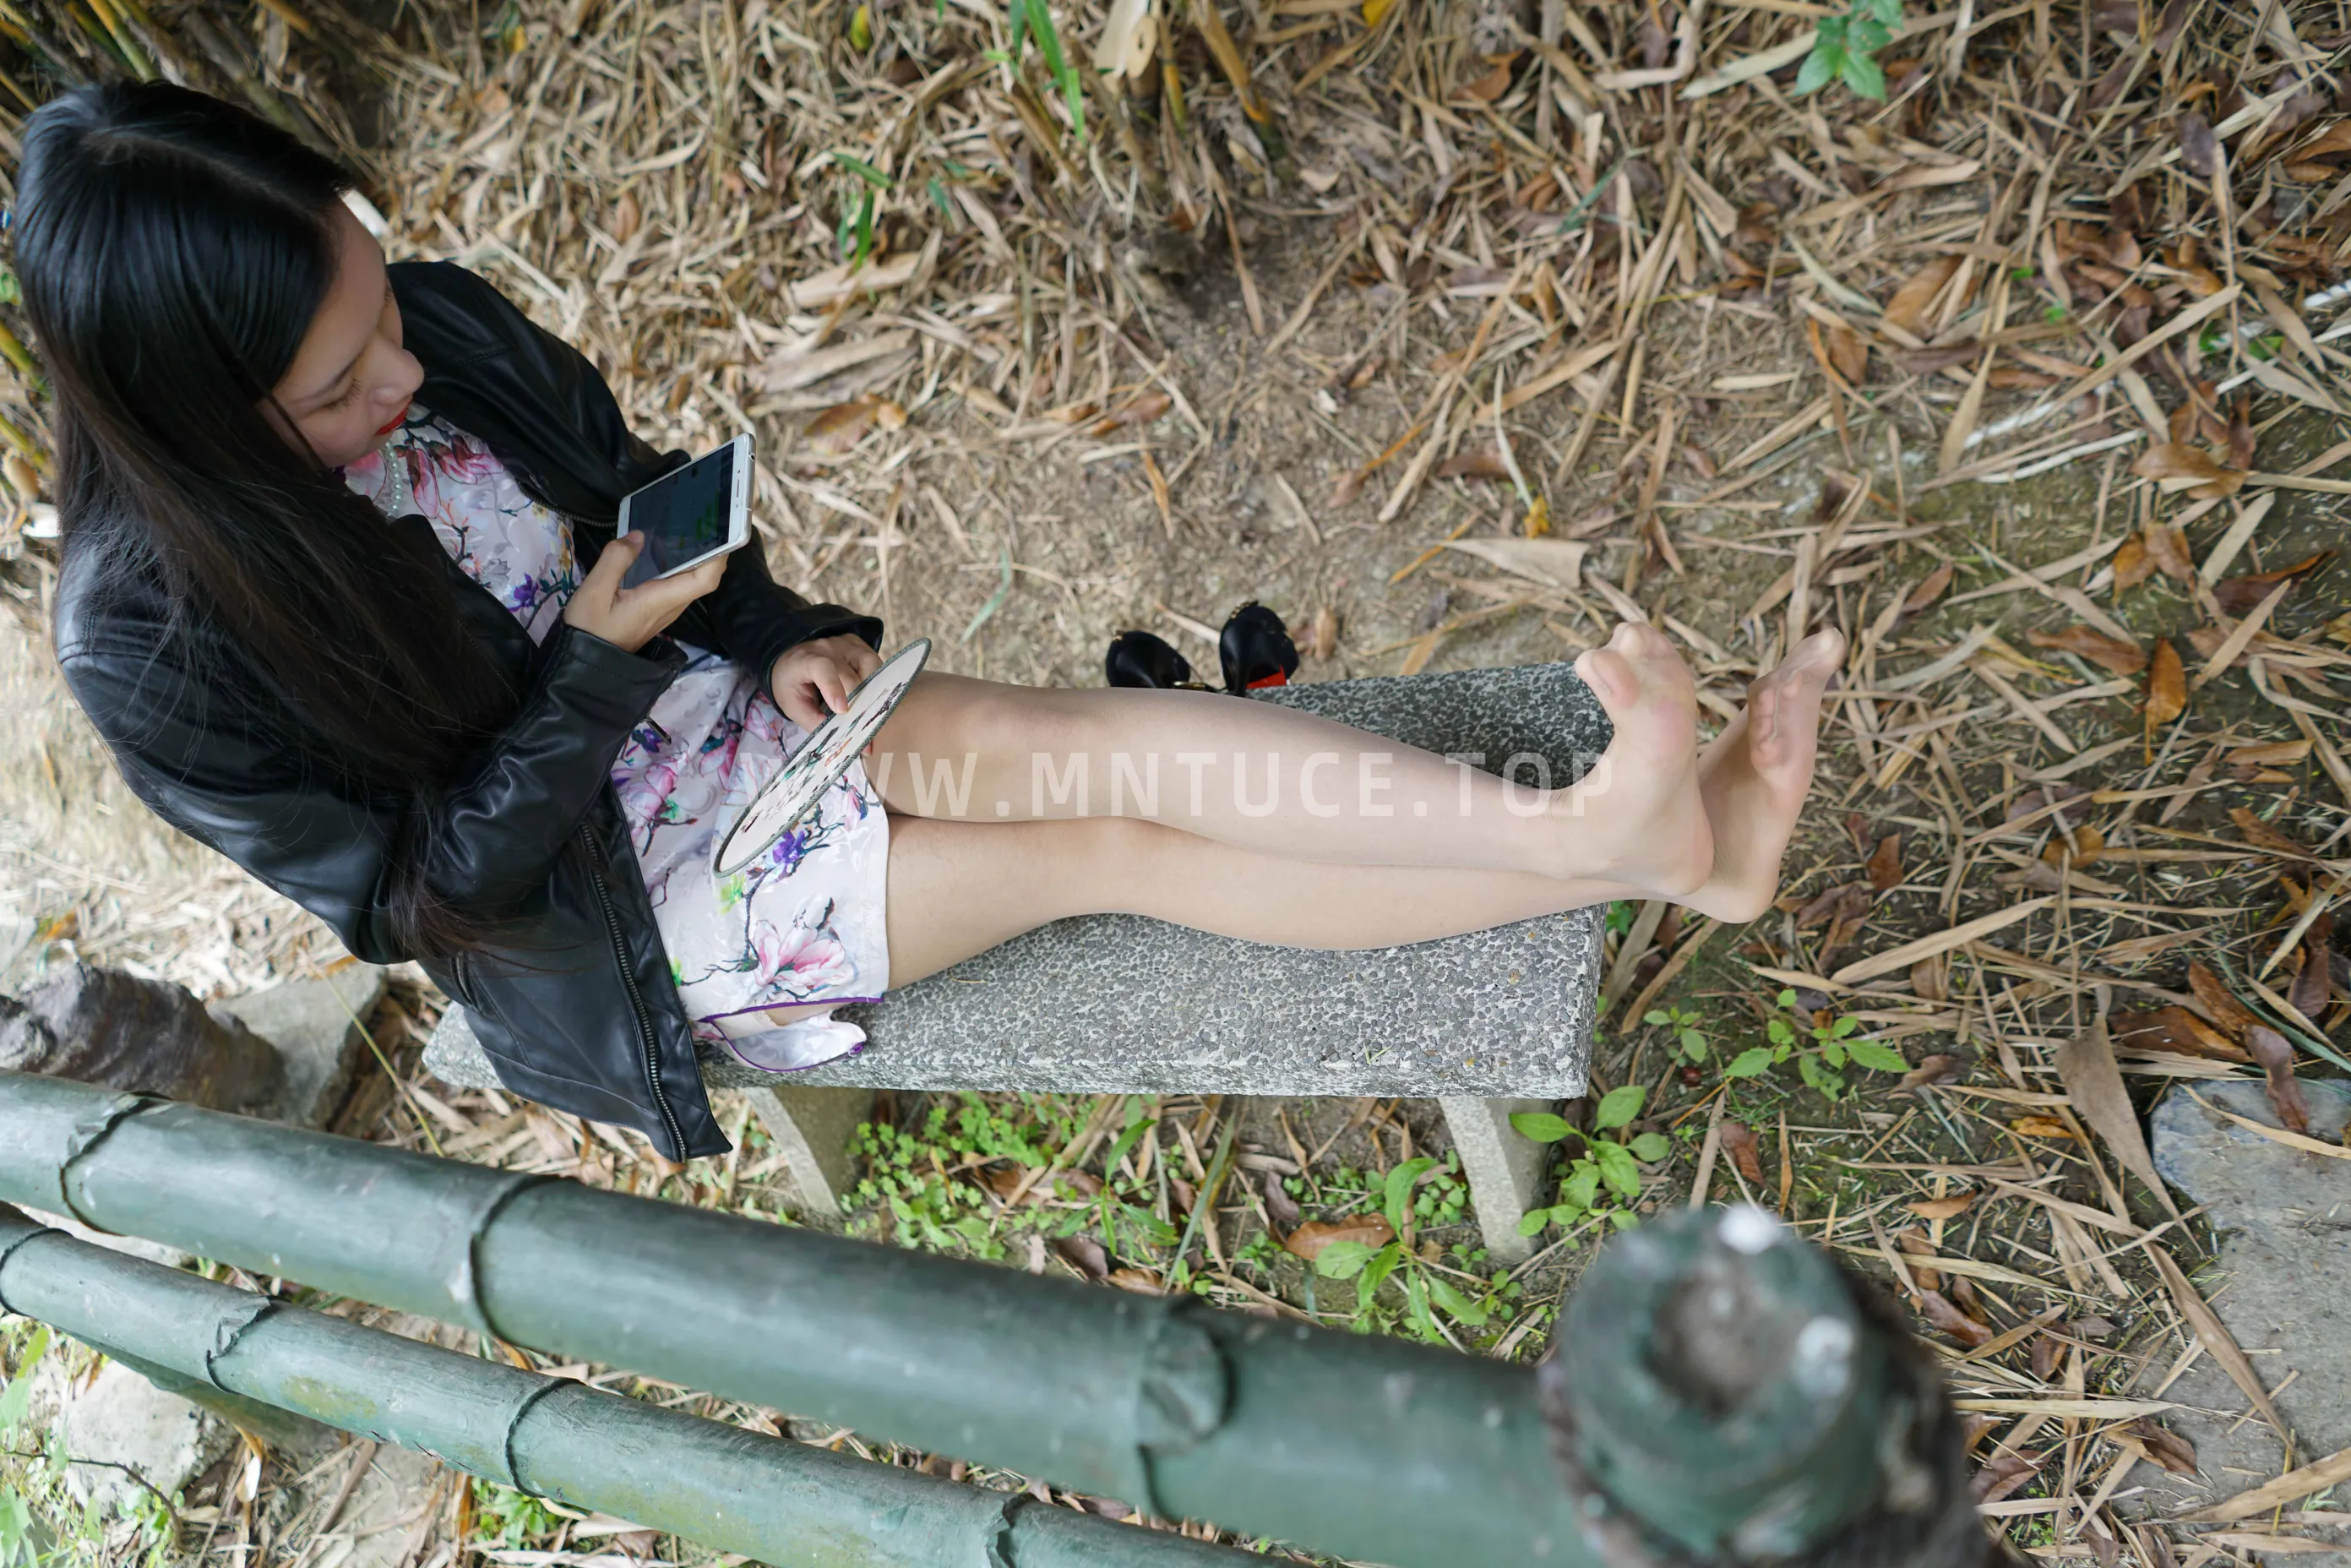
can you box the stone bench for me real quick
[425,663,1611,1261]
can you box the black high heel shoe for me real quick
[1218,602,1299,694]
[1104,629,1201,689]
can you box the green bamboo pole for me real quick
[0,1072,1999,1565]
[0,1073,1582,1565]
[0,1204,1255,1568]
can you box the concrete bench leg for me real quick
[741,1085,874,1217]
[1439,1097,1556,1266]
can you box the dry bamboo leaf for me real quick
[1830,897,2053,985]
[2230,740,2314,767]
[1720,1119,1765,1184]
[1107,1267,1167,1294]
[1086,390,1173,435]
[1307,605,1339,661]
[2244,1026,2313,1135]
[1885,255,1962,336]
[2027,624,2147,674]
[1867,834,1904,891]
[1440,537,1587,589]
[1910,956,1950,1004]
[2179,1445,2351,1523]
[2059,1020,2185,1219]
[1282,1213,1396,1261]
[2147,1243,2292,1447]
[1457,53,1519,103]
[2145,638,2187,740]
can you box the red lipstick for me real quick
[374,401,411,438]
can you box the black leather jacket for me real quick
[53,261,882,1160]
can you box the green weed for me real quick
[1510,1086,1668,1239]
[1797,0,1901,101]
[1723,988,1908,1100]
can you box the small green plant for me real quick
[830,152,892,266]
[1796,0,1901,101]
[1724,988,1909,1100]
[1308,1157,1500,1344]
[1644,1004,1710,1064]
[471,1483,564,1551]
[1510,1086,1670,1238]
[993,0,1086,141]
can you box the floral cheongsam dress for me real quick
[345,407,890,1073]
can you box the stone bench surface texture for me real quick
[426,662,1611,1100]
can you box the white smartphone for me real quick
[618,432,754,587]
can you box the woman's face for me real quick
[265,201,424,471]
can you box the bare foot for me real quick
[1558,623,1712,897]
[1681,629,1847,923]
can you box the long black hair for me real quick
[17,82,521,958]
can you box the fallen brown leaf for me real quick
[2186,961,2262,1042]
[2009,1115,2077,1140]
[2110,1005,2252,1063]
[2145,638,2187,740]
[1281,1213,1396,1262]
[1053,1234,1110,1281]
[1086,389,1173,435]
[2292,913,2337,1019]
[2215,552,2332,617]
[2229,805,2307,858]
[1898,1053,1962,1091]
[1720,1119,1765,1184]
[2141,520,2196,581]
[1974,1452,2043,1505]
[2119,1418,2200,1477]
[1885,255,1962,336]
[803,395,905,456]
[2112,532,2154,590]
[2244,1026,2313,1135]
[2027,623,2147,675]
[1907,1191,1977,1222]
[2041,824,2106,868]
[1826,323,1869,384]
[1918,1288,1995,1348]
[1910,956,1949,1004]
[1902,560,1956,618]
[1868,833,1905,890]
[1434,444,1514,481]
[1793,881,1873,929]
[1261,1168,1302,1233]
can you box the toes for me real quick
[1575,645,1634,710]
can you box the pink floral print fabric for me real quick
[346,407,890,1073]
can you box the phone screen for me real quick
[627,444,737,577]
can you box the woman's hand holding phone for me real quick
[770,634,882,731]
[563,532,725,653]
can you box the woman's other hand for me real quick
[771,634,882,730]
[563,534,724,653]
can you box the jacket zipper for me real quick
[579,822,686,1157]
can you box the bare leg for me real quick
[750,632,1847,1028]
[865,623,1713,895]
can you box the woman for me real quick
[24,83,1842,1162]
